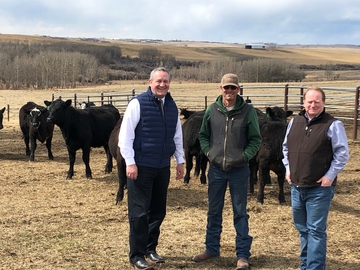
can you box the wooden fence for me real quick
[51,88,137,112]
[238,84,360,141]
[49,84,360,140]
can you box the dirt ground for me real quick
[1,83,360,270]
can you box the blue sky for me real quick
[1,0,359,45]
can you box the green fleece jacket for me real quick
[199,95,262,170]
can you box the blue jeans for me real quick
[291,185,335,270]
[205,164,252,260]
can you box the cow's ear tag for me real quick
[266,113,270,118]
[47,106,50,110]
[27,114,31,118]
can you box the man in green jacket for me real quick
[192,73,261,270]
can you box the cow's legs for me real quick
[29,136,37,161]
[183,152,193,184]
[24,136,30,156]
[66,148,76,179]
[116,158,127,204]
[46,135,54,160]
[194,154,201,177]
[103,144,113,173]
[249,156,258,194]
[199,153,208,184]
[257,162,270,204]
[81,147,92,179]
[275,169,286,204]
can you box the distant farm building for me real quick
[245,43,267,50]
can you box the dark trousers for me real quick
[127,165,170,263]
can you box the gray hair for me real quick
[149,67,170,80]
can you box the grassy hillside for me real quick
[99,40,360,65]
[2,33,360,65]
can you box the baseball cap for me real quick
[221,73,239,87]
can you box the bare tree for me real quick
[138,48,162,61]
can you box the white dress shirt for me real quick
[118,97,184,166]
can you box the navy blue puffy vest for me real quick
[133,87,178,168]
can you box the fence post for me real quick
[74,93,77,107]
[132,88,135,96]
[300,85,304,111]
[239,85,243,96]
[284,83,289,111]
[101,92,104,106]
[52,93,55,101]
[205,96,208,109]
[7,103,10,121]
[353,86,360,140]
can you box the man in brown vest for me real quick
[282,86,349,270]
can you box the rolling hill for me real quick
[2,33,360,66]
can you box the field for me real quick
[3,33,360,66]
[1,81,360,270]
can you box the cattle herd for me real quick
[15,99,127,204]
[1,100,294,205]
[180,105,293,205]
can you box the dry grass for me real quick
[0,81,360,270]
[96,43,360,65]
[2,33,360,65]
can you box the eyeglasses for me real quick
[223,85,238,90]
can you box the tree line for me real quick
[171,57,305,83]
[0,40,307,90]
[0,41,122,89]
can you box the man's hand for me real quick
[126,164,138,180]
[316,176,333,186]
[285,172,292,184]
[176,163,184,180]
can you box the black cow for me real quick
[19,102,54,161]
[256,121,288,204]
[249,107,293,204]
[249,106,293,195]
[45,99,120,179]
[0,107,5,129]
[79,101,96,109]
[181,106,292,186]
[178,99,248,185]
[265,106,293,123]
[179,108,196,120]
[108,118,127,204]
[182,110,207,184]
[255,106,293,128]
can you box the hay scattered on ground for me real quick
[1,83,359,269]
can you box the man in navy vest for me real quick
[119,67,184,270]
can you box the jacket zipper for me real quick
[223,116,229,168]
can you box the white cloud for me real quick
[0,0,359,44]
